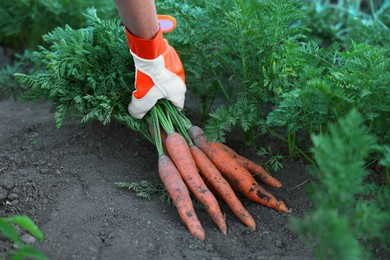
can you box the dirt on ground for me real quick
[0,95,316,259]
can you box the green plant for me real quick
[0,1,118,98]
[257,146,285,174]
[203,1,390,159]
[16,9,149,137]
[290,110,390,259]
[185,0,389,163]
[266,41,390,147]
[0,50,40,99]
[304,0,390,47]
[0,0,116,49]
[0,215,46,260]
[158,0,307,127]
[197,0,308,145]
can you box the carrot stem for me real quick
[162,100,194,145]
[154,104,175,135]
[267,127,315,165]
[150,107,164,156]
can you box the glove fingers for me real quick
[165,85,186,111]
[128,86,165,119]
[129,81,186,119]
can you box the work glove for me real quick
[126,15,186,119]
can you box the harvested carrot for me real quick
[158,154,205,241]
[216,143,282,188]
[152,126,242,227]
[188,126,289,213]
[165,132,227,234]
[190,145,256,230]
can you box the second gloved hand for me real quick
[126,19,186,119]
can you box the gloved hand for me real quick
[125,15,186,119]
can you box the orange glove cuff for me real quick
[125,27,166,59]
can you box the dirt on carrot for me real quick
[217,143,282,188]
[165,132,227,235]
[190,145,256,230]
[188,126,289,213]
[158,154,205,241]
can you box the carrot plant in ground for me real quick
[0,0,116,50]
[290,110,390,259]
[157,0,307,129]
[266,42,390,147]
[165,0,314,151]
[0,215,46,260]
[0,50,40,98]
[189,0,390,161]
[0,0,117,100]
[304,0,390,47]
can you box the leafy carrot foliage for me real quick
[290,110,390,259]
[15,9,149,138]
[303,0,390,47]
[0,0,116,49]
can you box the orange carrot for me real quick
[188,126,289,213]
[152,127,245,226]
[166,132,228,234]
[216,143,282,188]
[190,145,256,230]
[158,154,205,240]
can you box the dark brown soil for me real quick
[0,96,315,259]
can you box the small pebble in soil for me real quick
[0,177,15,190]
[275,239,284,248]
[21,233,37,245]
[0,187,8,201]
[88,246,99,254]
[7,193,19,200]
[40,168,49,174]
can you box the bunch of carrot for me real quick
[147,100,289,241]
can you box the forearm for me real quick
[114,0,159,39]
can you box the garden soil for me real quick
[0,96,314,259]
